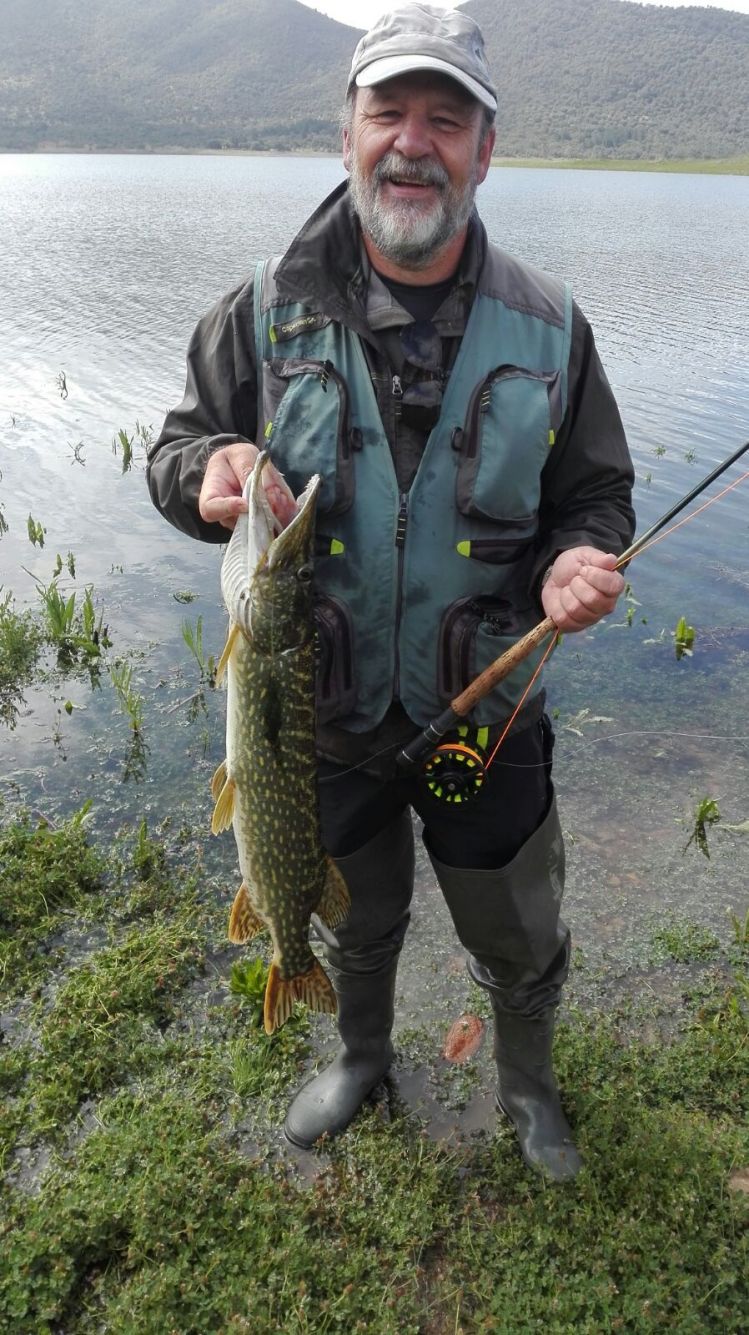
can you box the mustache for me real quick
[373,153,449,190]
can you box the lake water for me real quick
[1,153,748,967]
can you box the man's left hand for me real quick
[541,547,625,633]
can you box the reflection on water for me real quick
[0,154,747,944]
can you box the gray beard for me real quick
[348,150,479,270]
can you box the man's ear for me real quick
[343,125,352,173]
[476,126,496,185]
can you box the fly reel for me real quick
[423,740,486,803]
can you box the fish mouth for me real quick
[251,453,319,570]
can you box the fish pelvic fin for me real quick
[263,958,337,1035]
[211,774,236,834]
[210,759,228,802]
[228,882,267,944]
[215,623,241,686]
[316,858,351,931]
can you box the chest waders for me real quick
[271,248,581,1177]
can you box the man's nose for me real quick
[392,113,433,159]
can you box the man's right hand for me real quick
[198,442,296,531]
[199,442,258,530]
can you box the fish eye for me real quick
[297,563,314,583]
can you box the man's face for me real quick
[343,73,495,271]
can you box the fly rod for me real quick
[398,438,749,774]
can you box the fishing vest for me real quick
[253,246,573,731]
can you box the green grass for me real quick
[0,804,747,1333]
[0,804,105,996]
[491,155,749,176]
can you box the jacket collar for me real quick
[274,179,488,340]
[274,181,370,336]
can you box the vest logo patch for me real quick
[270,313,331,343]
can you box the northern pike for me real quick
[211,453,350,1034]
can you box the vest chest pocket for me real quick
[262,358,356,515]
[438,595,521,700]
[456,366,561,523]
[314,593,356,724]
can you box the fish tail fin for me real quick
[228,882,266,944]
[316,858,351,931]
[294,957,338,1017]
[263,962,299,1035]
[263,958,337,1035]
[211,775,236,834]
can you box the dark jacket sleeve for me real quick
[531,301,635,596]
[146,279,259,543]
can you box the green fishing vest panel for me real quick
[254,248,572,731]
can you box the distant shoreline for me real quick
[491,155,749,176]
[2,148,747,176]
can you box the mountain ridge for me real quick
[0,0,747,158]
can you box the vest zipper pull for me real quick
[395,494,408,548]
[320,359,333,392]
[392,375,403,400]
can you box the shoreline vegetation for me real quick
[1,798,747,1331]
[2,149,748,176]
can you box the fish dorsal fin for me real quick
[211,775,236,834]
[228,882,267,943]
[316,858,351,930]
[215,623,241,686]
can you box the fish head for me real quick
[248,455,320,652]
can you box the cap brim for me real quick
[355,54,497,113]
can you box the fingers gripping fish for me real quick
[211,454,350,1034]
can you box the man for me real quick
[147,4,634,1182]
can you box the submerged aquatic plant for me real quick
[110,661,149,780]
[112,427,134,473]
[729,907,749,949]
[112,421,153,474]
[684,796,721,858]
[110,661,144,732]
[51,551,76,579]
[27,515,45,548]
[182,616,216,686]
[0,592,42,728]
[674,615,696,659]
[32,573,110,674]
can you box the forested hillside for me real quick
[472,0,749,158]
[0,0,352,152]
[1,0,747,158]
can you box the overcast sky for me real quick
[299,0,749,30]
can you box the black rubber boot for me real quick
[488,995,582,1182]
[427,796,581,1181]
[284,813,413,1149]
[283,957,397,1148]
